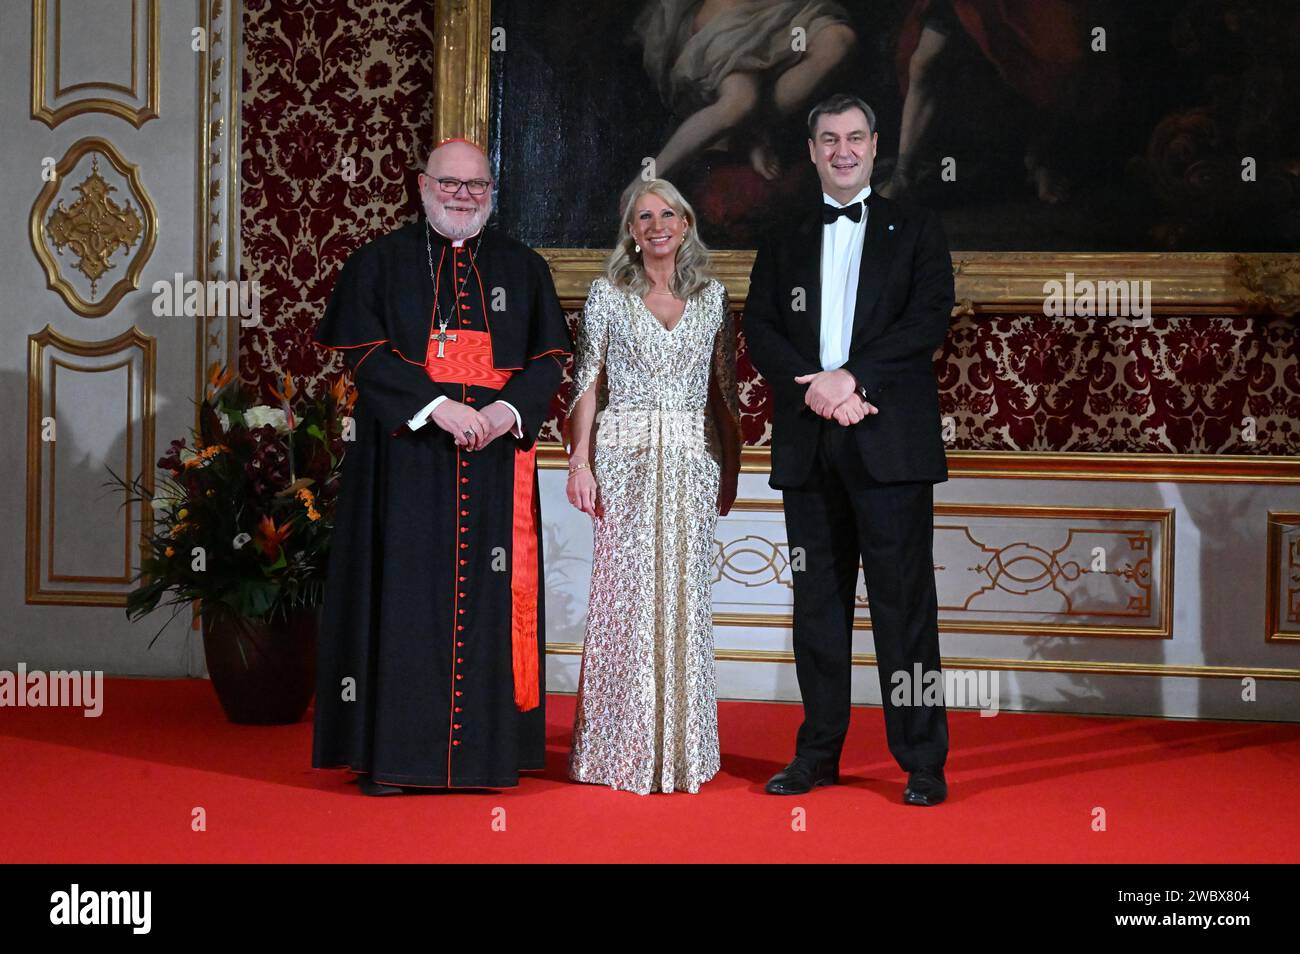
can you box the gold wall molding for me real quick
[1266,511,1300,644]
[536,248,1297,314]
[708,499,1172,640]
[194,0,242,429]
[545,642,1300,681]
[30,136,158,318]
[27,325,156,607]
[31,0,161,128]
[537,443,1300,484]
[932,450,1300,484]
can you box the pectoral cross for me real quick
[431,326,458,358]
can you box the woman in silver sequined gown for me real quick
[564,179,741,794]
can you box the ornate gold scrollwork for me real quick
[30,137,157,318]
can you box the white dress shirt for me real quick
[406,232,523,438]
[819,184,871,372]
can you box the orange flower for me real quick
[206,363,235,399]
[294,486,321,522]
[181,443,226,469]
[164,546,175,558]
[270,373,296,404]
[255,514,292,559]
[330,376,357,413]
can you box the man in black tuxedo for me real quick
[744,93,954,806]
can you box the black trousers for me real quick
[781,422,949,772]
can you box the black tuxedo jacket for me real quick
[744,190,955,488]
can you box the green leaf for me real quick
[224,580,279,618]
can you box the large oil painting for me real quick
[490,0,1300,253]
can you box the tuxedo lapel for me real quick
[848,191,898,352]
[789,213,823,358]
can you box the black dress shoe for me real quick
[358,775,404,797]
[903,768,947,806]
[765,757,838,795]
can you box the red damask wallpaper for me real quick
[240,1,1299,457]
[241,0,437,402]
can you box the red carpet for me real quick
[1,679,1297,863]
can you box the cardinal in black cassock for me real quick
[311,139,572,791]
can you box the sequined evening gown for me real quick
[566,275,740,794]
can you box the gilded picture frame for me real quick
[432,0,1300,483]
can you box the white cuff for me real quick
[407,394,447,430]
[495,400,524,439]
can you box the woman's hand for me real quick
[718,466,738,517]
[567,468,602,518]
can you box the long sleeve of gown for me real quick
[569,279,612,411]
[561,277,611,454]
[492,251,573,449]
[315,243,450,436]
[707,286,742,464]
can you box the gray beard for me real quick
[425,200,491,241]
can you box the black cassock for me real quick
[311,219,571,787]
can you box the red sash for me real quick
[424,329,540,712]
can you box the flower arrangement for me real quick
[110,364,356,644]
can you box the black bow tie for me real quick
[822,201,863,225]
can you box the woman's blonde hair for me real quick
[605,178,713,298]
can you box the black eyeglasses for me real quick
[421,174,493,196]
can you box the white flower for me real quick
[244,405,289,433]
[218,411,230,432]
[151,495,180,513]
[233,532,252,550]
